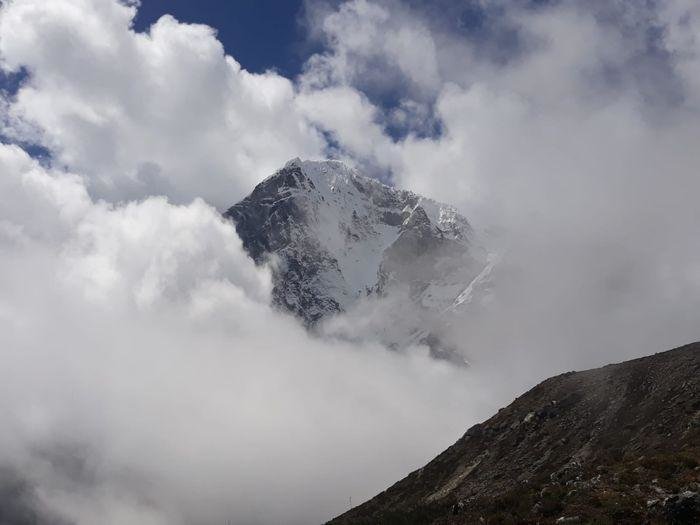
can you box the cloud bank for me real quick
[1,0,700,523]
[0,143,492,524]
[300,0,700,373]
[0,0,326,206]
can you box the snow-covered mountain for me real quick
[225,158,493,360]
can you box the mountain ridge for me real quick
[329,342,700,524]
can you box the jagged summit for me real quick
[273,157,472,246]
[225,159,491,356]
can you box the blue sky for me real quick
[133,0,308,76]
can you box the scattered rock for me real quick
[556,516,580,523]
[664,491,700,522]
[464,424,483,438]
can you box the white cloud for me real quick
[0,0,326,207]
[0,144,91,242]
[0,144,498,524]
[298,0,700,371]
[383,1,700,371]
[303,0,440,98]
[296,85,397,166]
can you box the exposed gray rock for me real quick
[664,490,700,523]
[225,158,491,358]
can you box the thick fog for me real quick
[302,0,700,373]
[0,144,498,524]
[1,0,700,524]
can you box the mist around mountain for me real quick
[225,158,494,362]
[224,160,700,525]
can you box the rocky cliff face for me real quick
[329,342,700,524]
[225,158,491,358]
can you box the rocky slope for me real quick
[225,158,491,357]
[329,342,700,524]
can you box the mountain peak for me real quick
[278,158,393,199]
[225,159,491,357]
